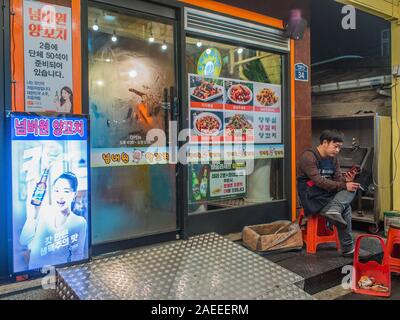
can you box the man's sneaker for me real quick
[320,210,348,227]
[342,248,372,259]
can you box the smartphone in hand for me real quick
[348,165,361,175]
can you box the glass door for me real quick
[88,5,178,244]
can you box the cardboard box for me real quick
[384,211,400,237]
[242,220,303,252]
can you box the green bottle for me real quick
[200,168,208,199]
[192,171,201,201]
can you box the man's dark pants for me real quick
[320,190,356,253]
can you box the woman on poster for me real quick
[55,86,73,113]
[20,170,87,270]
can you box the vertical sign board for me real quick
[8,113,90,273]
[23,0,73,112]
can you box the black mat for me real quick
[240,235,385,295]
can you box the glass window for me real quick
[88,6,177,244]
[186,37,285,214]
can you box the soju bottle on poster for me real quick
[31,168,50,206]
[200,167,208,199]
[192,171,201,201]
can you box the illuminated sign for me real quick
[197,48,222,77]
[8,113,90,273]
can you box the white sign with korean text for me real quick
[209,169,247,198]
[23,0,73,112]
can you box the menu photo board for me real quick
[188,73,282,145]
[23,0,73,113]
[8,113,90,274]
[189,162,247,204]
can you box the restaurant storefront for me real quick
[0,0,308,278]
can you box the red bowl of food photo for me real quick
[227,84,253,105]
[193,112,222,136]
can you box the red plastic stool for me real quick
[386,224,400,273]
[298,208,341,254]
[352,234,391,297]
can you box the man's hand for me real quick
[344,170,357,182]
[346,182,360,192]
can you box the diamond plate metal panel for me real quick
[56,233,307,300]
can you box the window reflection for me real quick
[88,6,177,243]
[186,37,285,214]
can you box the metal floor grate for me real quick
[56,233,313,300]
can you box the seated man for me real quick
[297,129,367,257]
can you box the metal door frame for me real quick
[86,0,184,256]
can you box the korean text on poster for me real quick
[23,0,73,113]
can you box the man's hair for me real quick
[319,129,344,144]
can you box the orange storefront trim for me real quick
[179,0,284,29]
[10,0,82,114]
[71,0,82,114]
[11,0,24,112]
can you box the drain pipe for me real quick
[311,55,364,67]
[312,75,392,94]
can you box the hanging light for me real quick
[111,30,117,42]
[105,58,111,63]
[92,18,99,31]
[129,69,138,78]
[196,40,203,48]
[148,23,155,43]
[96,80,104,86]
[237,47,244,54]
[161,40,167,51]
[149,33,155,43]
[206,48,212,55]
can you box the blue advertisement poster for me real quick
[8,113,90,273]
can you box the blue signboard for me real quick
[8,113,90,274]
[12,115,87,140]
[295,63,309,82]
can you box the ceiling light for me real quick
[96,80,104,86]
[111,30,117,42]
[196,40,203,48]
[103,12,116,21]
[92,19,99,31]
[206,48,211,55]
[149,32,155,43]
[129,70,138,78]
[106,58,111,63]
[237,48,244,54]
